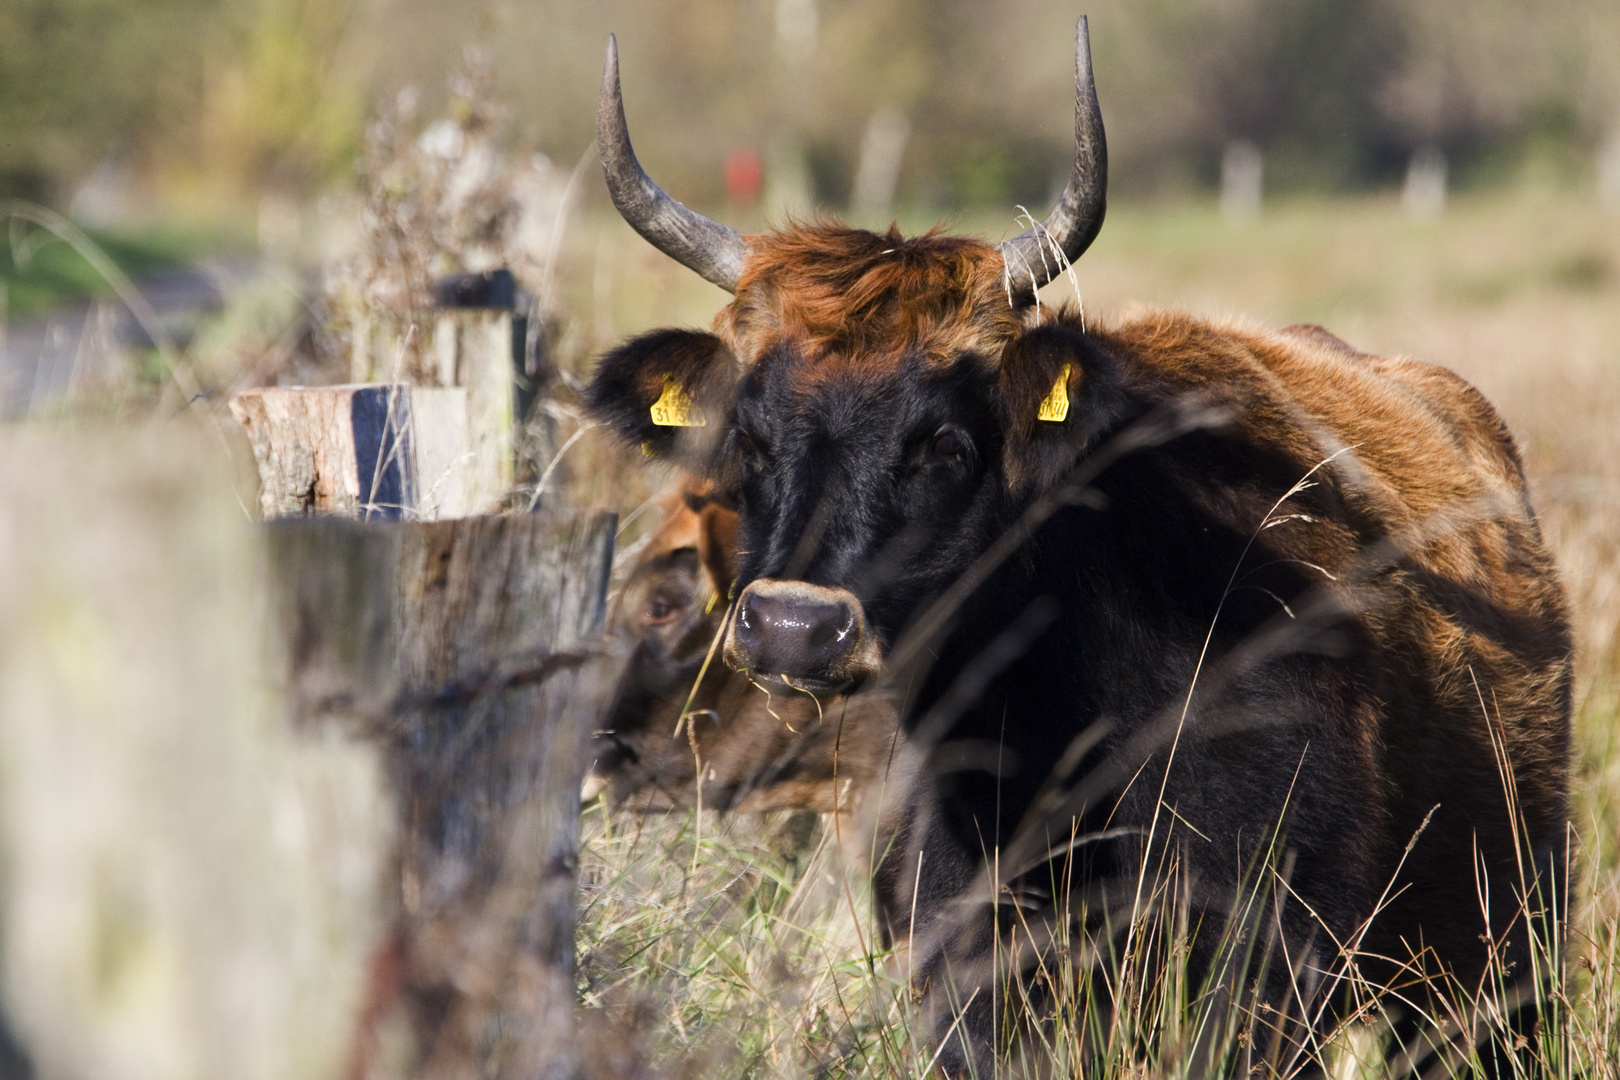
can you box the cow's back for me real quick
[1094,310,1572,982]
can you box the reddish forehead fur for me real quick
[718,222,1021,365]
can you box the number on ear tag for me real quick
[1036,364,1072,423]
[650,376,707,427]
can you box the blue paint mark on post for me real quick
[351,386,416,520]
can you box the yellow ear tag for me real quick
[1036,364,1072,422]
[650,376,707,427]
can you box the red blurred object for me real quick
[724,148,764,205]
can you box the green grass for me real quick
[0,217,221,318]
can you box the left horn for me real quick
[999,16,1108,306]
[598,34,749,293]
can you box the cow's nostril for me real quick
[735,594,764,648]
[807,603,853,651]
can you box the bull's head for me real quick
[587,19,1112,695]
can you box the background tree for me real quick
[4,0,1620,217]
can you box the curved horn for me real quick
[598,34,749,293]
[999,16,1108,306]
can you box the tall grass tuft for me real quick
[579,780,1618,1078]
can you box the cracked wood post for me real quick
[231,384,486,520]
[269,510,622,1080]
[338,269,527,515]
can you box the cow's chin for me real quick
[723,578,885,695]
[743,670,857,697]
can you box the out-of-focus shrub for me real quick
[0,0,223,202]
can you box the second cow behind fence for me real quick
[587,481,899,815]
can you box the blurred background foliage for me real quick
[3,0,1619,223]
[0,0,362,211]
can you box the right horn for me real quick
[999,16,1108,307]
[598,34,750,293]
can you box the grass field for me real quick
[564,191,1620,1077]
[0,217,228,317]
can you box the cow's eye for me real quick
[642,598,680,625]
[930,427,969,462]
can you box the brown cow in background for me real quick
[586,481,898,814]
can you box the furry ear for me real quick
[584,329,737,470]
[673,481,739,598]
[697,501,739,603]
[999,322,1124,493]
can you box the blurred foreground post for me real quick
[0,427,623,1080]
[0,428,391,1080]
[271,512,622,1080]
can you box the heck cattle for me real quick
[584,19,1572,1077]
[590,481,898,813]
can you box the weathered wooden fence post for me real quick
[238,368,625,1078]
[0,420,623,1080]
[340,268,535,515]
[431,270,529,500]
[269,512,622,1079]
[231,385,483,520]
